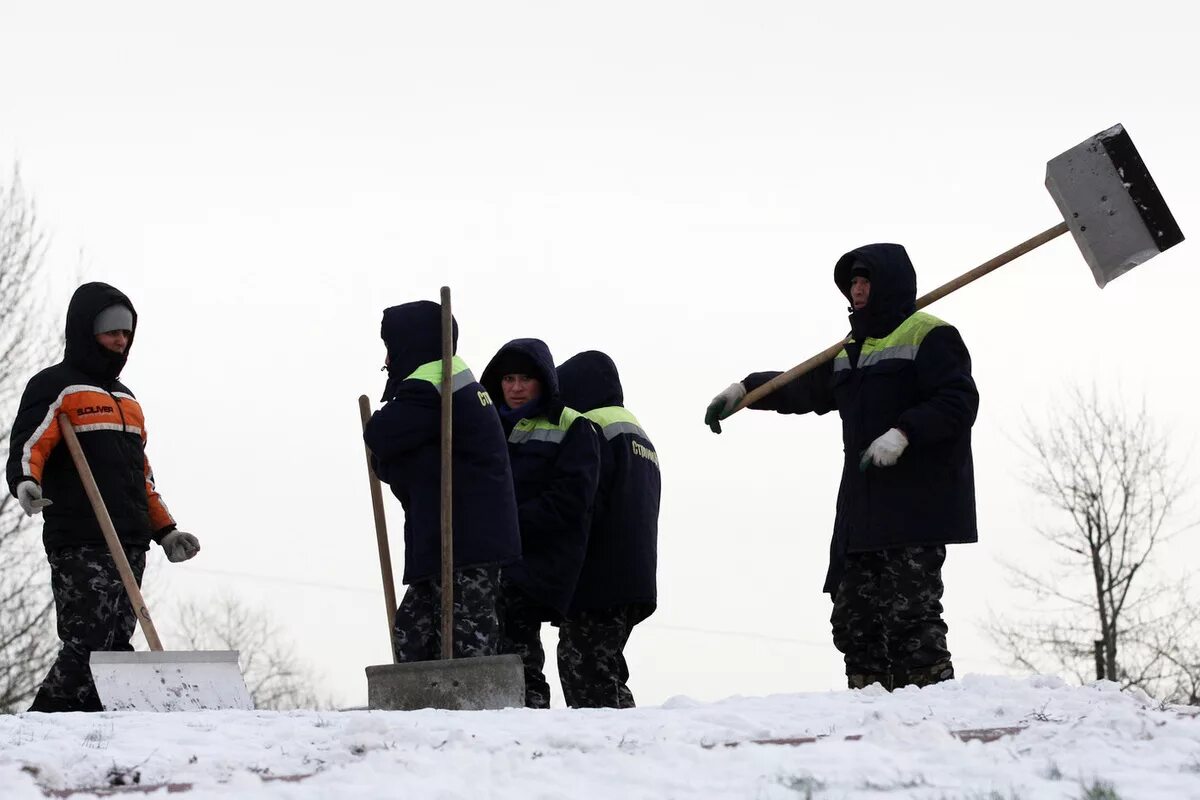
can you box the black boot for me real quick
[28,685,103,713]
[847,673,893,691]
[893,661,954,689]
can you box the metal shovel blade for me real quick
[1045,123,1185,288]
[90,650,255,711]
[365,654,525,710]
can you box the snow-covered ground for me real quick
[2,675,1199,799]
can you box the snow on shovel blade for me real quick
[90,651,255,711]
[1045,123,1185,288]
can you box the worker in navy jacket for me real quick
[481,338,600,708]
[556,350,660,708]
[705,244,978,691]
[365,301,521,662]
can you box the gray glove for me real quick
[16,480,52,516]
[160,530,201,562]
[705,382,747,434]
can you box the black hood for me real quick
[481,338,564,421]
[556,350,623,412]
[833,243,917,340]
[380,301,458,401]
[64,282,137,382]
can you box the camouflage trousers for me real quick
[498,583,551,709]
[830,545,953,690]
[29,544,146,713]
[393,567,502,663]
[557,605,642,709]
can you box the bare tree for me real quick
[989,385,1200,703]
[174,594,329,710]
[0,165,59,713]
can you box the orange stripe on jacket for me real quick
[20,385,119,482]
[23,385,175,531]
[144,454,175,532]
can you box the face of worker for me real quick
[850,276,871,311]
[95,330,131,354]
[501,374,541,408]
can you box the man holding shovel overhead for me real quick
[7,282,200,712]
[364,301,521,663]
[705,245,978,691]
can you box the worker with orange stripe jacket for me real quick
[6,282,200,712]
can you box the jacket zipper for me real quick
[108,389,128,431]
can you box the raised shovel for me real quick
[726,123,1185,416]
[363,287,524,710]
[57,413,254,711]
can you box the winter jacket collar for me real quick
[63,282,137,383]
[379,300,458,401]
[556,350,624,412]
[833,243,917,341]
[481,338,566,425]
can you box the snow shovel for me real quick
[364,287,524,710]
[358,393,399,661]
[57,413,254,711]
[727,123,1185,415]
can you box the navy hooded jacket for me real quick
[481,338,600,619]
[364,301,521,584]
[557,351,659,617]
[742,244,978,593]
[6,282,177,553]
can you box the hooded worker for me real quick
[363,300,521,662]
[7,282,199,712]
[704,244,978,691]
[555,350,660,709]
[481,338,600,709]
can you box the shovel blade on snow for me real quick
[366,654,525,711]
[1045,123,1185,288]
[90,650,255,711]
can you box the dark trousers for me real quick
[830,545,953,689]
[393,566,502,663]
[498,582,551,709]
[30,545,145,713]
[557,605,640,709]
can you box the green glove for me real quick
[705,382,746,434]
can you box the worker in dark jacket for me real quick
[556,350,660,709]
[7,282,200,712]
[364,301,521,662]
[481,338,600,708]
[705,243,978,691]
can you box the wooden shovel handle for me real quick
[439,286,454,661]
[358,396,399,662]
[733,222,1069,413]
[56,413,164,652]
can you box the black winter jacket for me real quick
[557,351,659,617]
[6,282,176,553]
[743,244,978,593]
[364,301,521,584]
[481,339,600,619]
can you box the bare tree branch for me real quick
[0,165,59,713]
[172,594,330,711]
[988,385,1200,704]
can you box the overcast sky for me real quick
[1,1,1196,708]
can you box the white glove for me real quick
[16,480,52,516]
[705,382,747,434]
[161,530,201,562]
[861,428,909,469]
